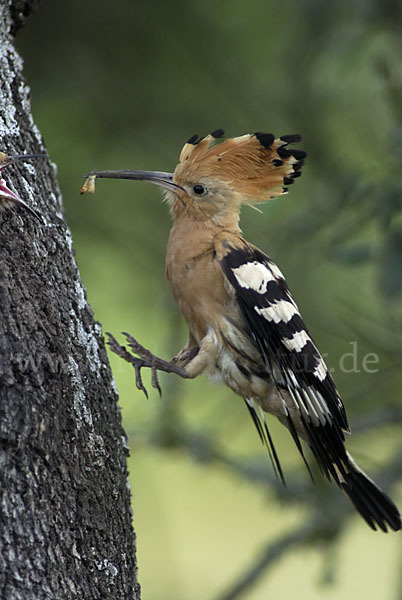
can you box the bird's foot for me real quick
[106,332,189,397]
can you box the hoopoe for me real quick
[82,130,401,532]
[0,151,45,220]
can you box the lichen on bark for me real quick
[0,1,140,598]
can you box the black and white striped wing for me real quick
[221,244,350,483]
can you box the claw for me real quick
[106,331,189,397]
[133,359,149,398]
[151,366,162,397]
[122,332,155,362]
[106,332,150,397]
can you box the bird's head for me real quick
[82,129,306,227]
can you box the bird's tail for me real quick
[340,453,401,532]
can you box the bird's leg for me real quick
[106,332,194,397]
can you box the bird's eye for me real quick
[192,184,207,196]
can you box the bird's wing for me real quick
[220,242,351,483]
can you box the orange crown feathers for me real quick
[174,130,307,203]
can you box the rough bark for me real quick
[0,1,140,598]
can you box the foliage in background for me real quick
[17,1,401,598]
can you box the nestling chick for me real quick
[82,130,401,532]
[0,151,45,220]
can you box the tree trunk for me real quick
[0,2,140,598]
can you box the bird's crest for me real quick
[174,129,306,203]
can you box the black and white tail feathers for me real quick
[245,400,401,532]
[341,459,401,532]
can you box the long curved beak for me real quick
[82,169,184,194]
[0,153,46,221]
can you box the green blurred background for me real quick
[17,1,402,598]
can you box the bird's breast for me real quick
[166,225,230,343]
